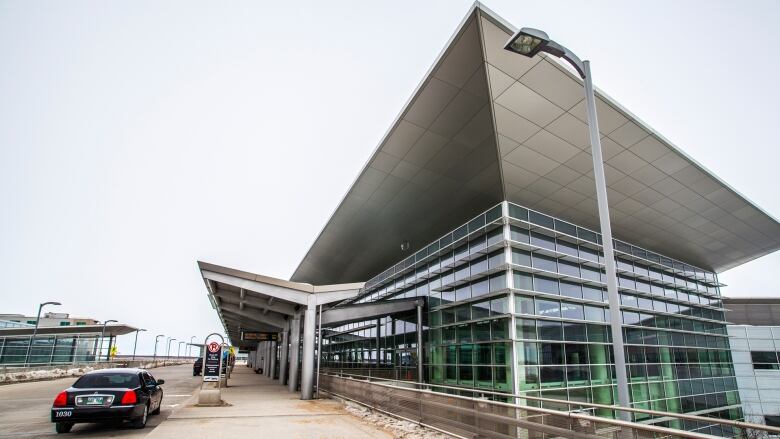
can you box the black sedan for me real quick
[50,368,164,434]
[193,358,202,376]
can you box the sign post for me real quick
[200,333,225,390]
[198,333,226,406]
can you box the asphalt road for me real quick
[0,363,201,438]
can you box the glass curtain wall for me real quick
[321,311,421,381]
[327,201,741,434]
[0,335,103,365]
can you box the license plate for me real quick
[55,410,72,418]
[85,396,104,405]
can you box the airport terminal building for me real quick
[198,4,780,435]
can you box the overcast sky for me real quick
[1,0,778,356]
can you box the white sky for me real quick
[1,1,778,356]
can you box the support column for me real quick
[279,319,290,385]
[265,341,272,377]
[300,301,317,400]
[375,318,381,368]
[288,312,302,393]
[269,340,277,380]
[416,302,424,383]
[262,341,269,374]
[106,336,114,362]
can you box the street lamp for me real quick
[152,334,164,364]
[96,320,118,364]
[132,329,147,361]
[177,341,185,359]
[165,337,176,366]
[188,336,196,357]
[24,301,61,366]
[504,28,630,417]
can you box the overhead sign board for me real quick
[241,331,278,341]
[203,341,222,382]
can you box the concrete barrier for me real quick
[197,389,222,406]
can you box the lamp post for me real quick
[504,28,630,418]
[96,320,118,364]
[177,341,185,360]
[24,301,61,366]
[188,336,196,357]
[132,329,147,361]
[152,334,164,365]
[165,337,176,366]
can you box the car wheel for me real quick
[131,404,148,429]
[151,392,162,415]
[55,422,74,434]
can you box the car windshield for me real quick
[73,373,140,389]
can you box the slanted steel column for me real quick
[416,303,424,383]
[288,312,302,392]
[269,340,277,380]
[279,319,290,385]
[300,299,317,400]
[583,61,630,417]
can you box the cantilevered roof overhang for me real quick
[198,261,363,347]
[0,324,137,337]
[291,3,780,285]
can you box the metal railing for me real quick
[319,372,777,439]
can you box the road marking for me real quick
[166,394,192,397]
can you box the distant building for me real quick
[0,312,99,327]
[0,312,135,366]
[724,298,780,428]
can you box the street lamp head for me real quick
[138,329,147,332]
[103,319,118,325]
[504,28,550,57]
[504,27,585,79]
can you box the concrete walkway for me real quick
[146,365,393,439]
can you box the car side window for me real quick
[141,373,156,387]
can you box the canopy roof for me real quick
[291,3,779,284]
[198,261,363,347]
[0,324,137,337]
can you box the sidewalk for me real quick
[146,365,394,439]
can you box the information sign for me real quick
[203,341,222,382]
[241,331,278,341]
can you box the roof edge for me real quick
[290,3,489,283]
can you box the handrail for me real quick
[320,372,723,439]
[323,370,778,435]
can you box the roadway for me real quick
[0,363,200,438]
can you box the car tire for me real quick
[55,422,74,434]
[151,392,162,415]
[131,404,148,429]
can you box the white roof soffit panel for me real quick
[291,3,780,285]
